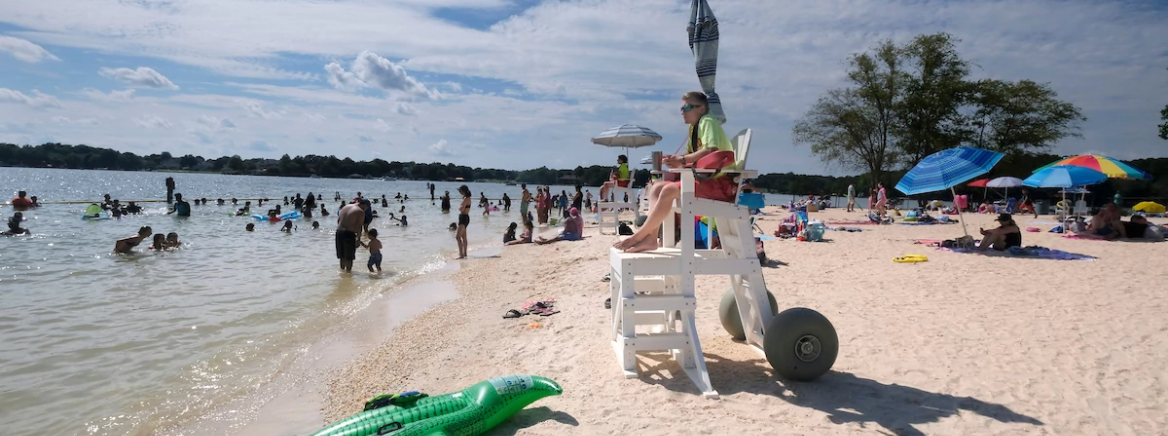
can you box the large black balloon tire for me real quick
[718,289,778,341]
[763,307,838,381]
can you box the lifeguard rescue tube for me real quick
[309,375,562,436]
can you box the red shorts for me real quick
[667,177,737,203]
[616,180,630,188]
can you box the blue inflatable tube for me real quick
[253,211,302,221]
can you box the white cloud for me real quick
[81,88,136,101]
[0,35,59,63]
[0,88,62,108]
[52,116,98,125]
[99,67,179,89]
[428,139,452,156]
[326,51,433,98]
[373,118,392,132]
[196,115,236,130]
[0,0,1166,172]
[133,115,173,129]
[395,103,417,116]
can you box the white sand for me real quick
[322,207,1168,435]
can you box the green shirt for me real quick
[617,163,629,181]
[687,115,732,153]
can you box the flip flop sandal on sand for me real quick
[602,274,611,282]
[533,307,560,316]
[604,298,611,309]
[503,309,524,319]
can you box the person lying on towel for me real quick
[977,213,1022,251]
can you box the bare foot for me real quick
[622,236,660,253]
[613,235,641,250]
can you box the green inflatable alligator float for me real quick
[309,375,563,436]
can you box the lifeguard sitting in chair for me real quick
[613,91,737,253]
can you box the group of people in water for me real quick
[113,226,182,253]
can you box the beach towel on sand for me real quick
[939,246,1096,261]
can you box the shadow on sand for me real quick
[636,353,1042,436]
[491,406,579,435]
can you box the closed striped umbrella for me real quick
[688,0,725,123]
[590,124,663,148]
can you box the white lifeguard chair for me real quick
[608,129,838,398]
[597,186,638,235]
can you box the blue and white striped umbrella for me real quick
[688,0,725,123]
[896,147,1005,195]
[590,124,663,148]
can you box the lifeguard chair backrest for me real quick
[729,129,752,171]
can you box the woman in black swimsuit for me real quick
[456,185,472,259]
[977,213,1021,251]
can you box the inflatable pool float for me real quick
[308,374,562,436]
[253,211,301,221]
[893,255,928,263]
[81,204,108,220]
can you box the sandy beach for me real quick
[321,207,1167,435]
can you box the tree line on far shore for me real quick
[3,140,1168,204]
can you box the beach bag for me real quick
[618,222,634,236]
[801,222,825,242]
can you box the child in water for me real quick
[281,220,295,233]
[165,232,181,248]
[246,223,255,232]
[448,223,457,231]
[311,221,320,229]
[149,233,167,251]
[4,212,30,235]
[361,228,383,273]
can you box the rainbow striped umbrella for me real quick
[1034,155,1150,180]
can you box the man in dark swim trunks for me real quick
[336,199,370,272]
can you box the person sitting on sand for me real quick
[506,220,535,246]
[977,213,1022,251]
[5,212,30,235]
[537,208,584,245]
[1083,203,1123,240]
[149,233,167,251]
[165,232,182,249]
[503,222,518,243]
[115,226,153,253]
[245,223,255,232]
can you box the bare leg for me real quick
[615,183,680,252]
[977,231,1003,251]
[599,181,613,202]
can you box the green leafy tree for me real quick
[1159,104,1167,140]
[228,155,245,171]
[894,33,971,167]
[793,39,902,187]
[966,79,1084,155]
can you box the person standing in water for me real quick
[429,183,436,201]
[456,185,472,259]
[519,184,532,222]
[336,199,369,272]
[168,193,191,217]
[165,177,175,204]
[361,228,383,273]
[440,190,451,212]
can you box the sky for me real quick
[0,0,1165,175]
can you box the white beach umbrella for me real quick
[986,176,1024,199]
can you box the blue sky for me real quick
[0,0,1165,175]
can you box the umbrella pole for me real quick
[952,187,970,239]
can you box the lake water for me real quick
[0,168,572,436]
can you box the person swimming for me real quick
[312,220,320,229]
[246,223,255,232]
[281,220,295,233]
[165,232,181,249]
[114,226,153,253]
[4,212,30,235]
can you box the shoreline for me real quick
[311,207,1168,435]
